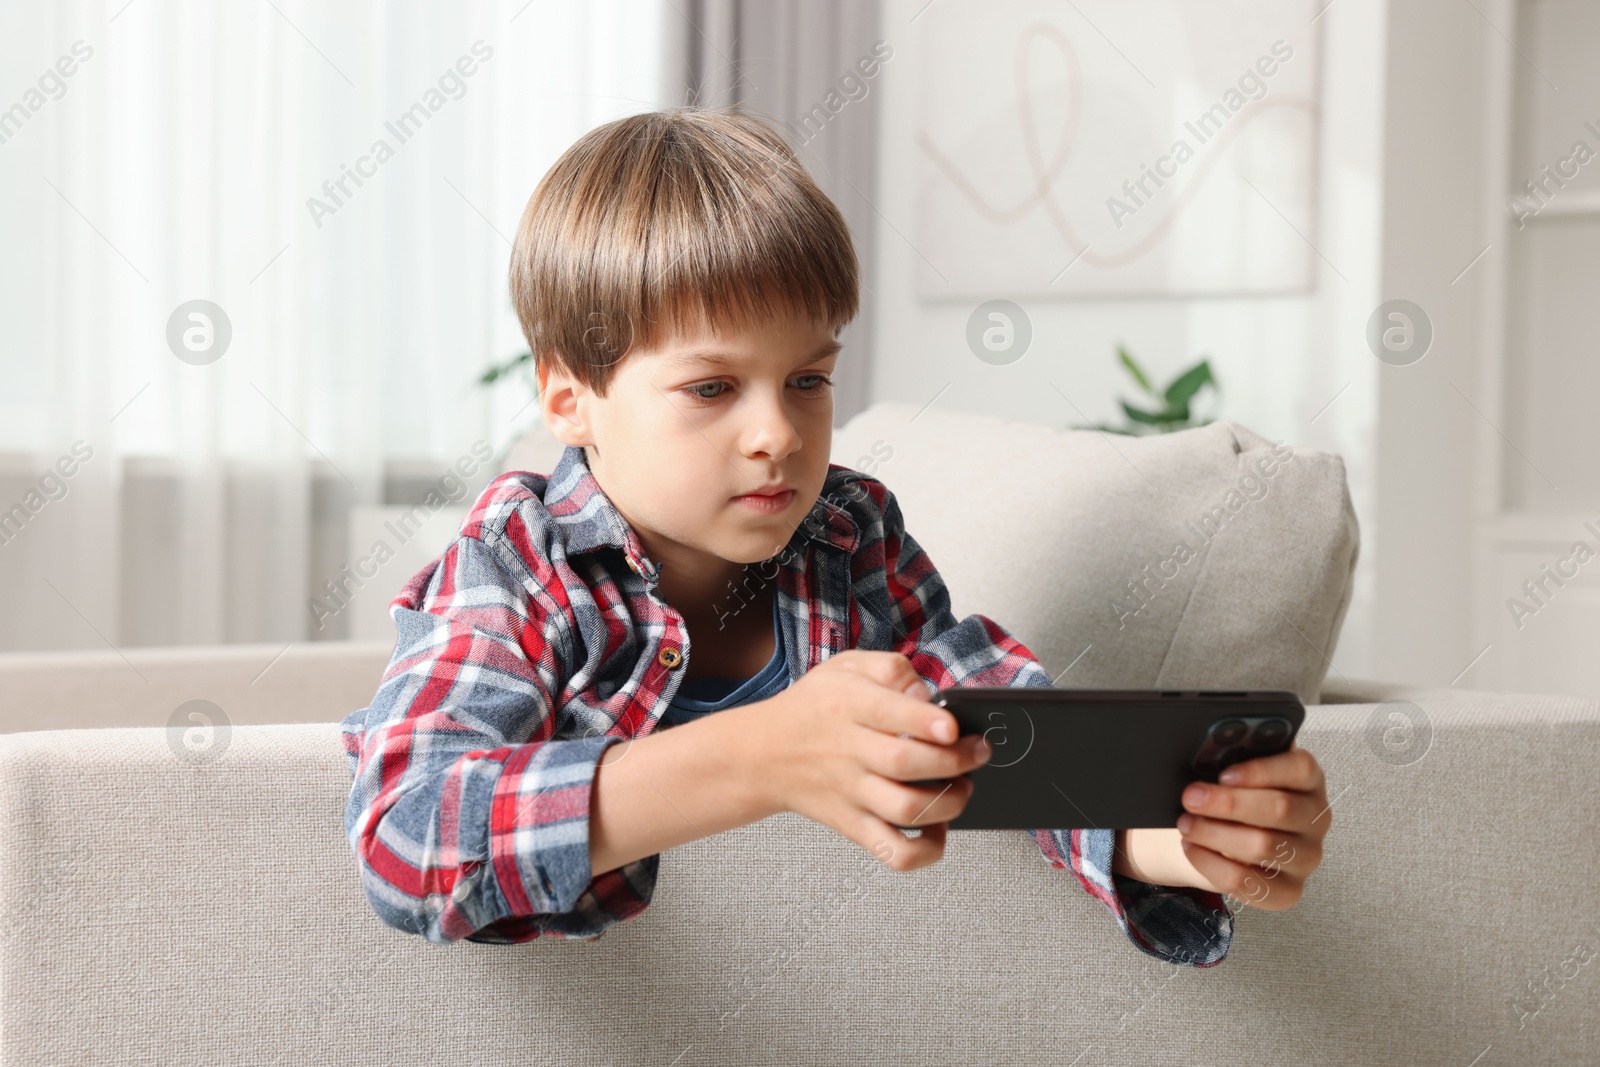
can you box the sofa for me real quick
[2,402,1596,1066]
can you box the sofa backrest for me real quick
[2,687,1596,1065]
[831,403,1360,705]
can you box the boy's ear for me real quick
[537,357,596,448]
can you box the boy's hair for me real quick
[509,107,859,396]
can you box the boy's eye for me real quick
[679,375,835,402]
[685,381,727,400]
[792,374,834,393]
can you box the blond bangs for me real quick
[509,108,859,393]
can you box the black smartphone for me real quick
[906,687,1306,830]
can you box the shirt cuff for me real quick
[464,854,661,943]
[1030,827,1233,967]
[455,733,660,942]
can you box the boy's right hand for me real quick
[749,650,991,873]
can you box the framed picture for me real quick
[915,0,1322,298]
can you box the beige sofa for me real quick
[2,403,1595,1065]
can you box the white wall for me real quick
[867,0,1391,681]
[1370,0,1498,688]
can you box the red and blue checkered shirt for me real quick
[340,444,1233,967]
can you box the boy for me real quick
[340,108,1330,968]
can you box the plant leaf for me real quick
[1118,346,1158,397]
[1120,400,1169,426]
[1162,361,1213,407]
[1163,359,1214,408]
[478,351,533,386]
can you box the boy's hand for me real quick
[751,650,990,873]
[1174,741,1330,911]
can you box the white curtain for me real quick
[667,0,884,423]
[0,0,667,650]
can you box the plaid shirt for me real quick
[340,444,1233,967]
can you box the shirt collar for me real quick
[541,444,860,581]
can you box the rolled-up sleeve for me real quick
[861,476,1233,967]
[340,531,657,944]
[1028,827,1233,967]
[1008,654,1234,968]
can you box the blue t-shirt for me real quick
[658,592,790,728]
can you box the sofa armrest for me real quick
[1316,676,1465,705]
[1316,674,1597,707]
[0,639,395,732]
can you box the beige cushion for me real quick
[831,403,1359,705]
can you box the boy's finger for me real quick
[869,775,973,827]
[877,730,987,782]
[858,686,959,744]
[1181,782,1323,832]
[827,655,951,742]
[1177,814,1310,872]
[1179,840,1294,911]
[1216,745,1323,791]
[832,649,925,695]
[854,811,948,872]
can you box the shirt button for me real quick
[626,557,642,575]
[657,646,683,669]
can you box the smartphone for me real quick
[906,687,1306,830]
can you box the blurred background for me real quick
[1,0,1594,697]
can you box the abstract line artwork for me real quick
[914,1,1321,299]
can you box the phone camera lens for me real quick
[1211,719,1247,745]
[1216,746,1248,772]
[1253,719,1289,746]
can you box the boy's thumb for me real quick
[901,676,932,700]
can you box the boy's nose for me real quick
[744,402,803,457]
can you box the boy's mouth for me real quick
[730,486,796,513]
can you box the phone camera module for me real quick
[1253,718,1289,747]
[1210,718,1248,746]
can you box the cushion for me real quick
[830,403,1359,705]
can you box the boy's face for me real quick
[538,309,842,581]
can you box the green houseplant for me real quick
[479,350,537,394]
[1077,345,1220,435]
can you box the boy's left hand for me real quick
[1174,741,1330,911]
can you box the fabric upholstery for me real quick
[1,689,1596,1064]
